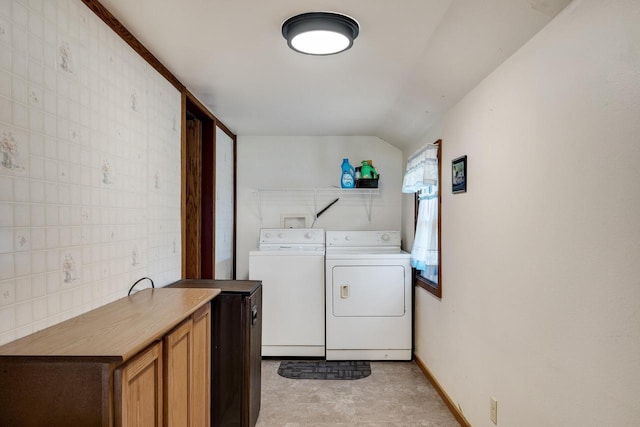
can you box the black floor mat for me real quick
[277,360,371,380]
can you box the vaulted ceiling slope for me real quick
[98,0,572,149]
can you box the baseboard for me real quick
[414,354,471,427]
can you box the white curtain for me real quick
[402,145,438,193]
[411,191,438,281]
[402,144,439,280]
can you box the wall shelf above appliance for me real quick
[253,188,381,223]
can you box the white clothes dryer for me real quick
[325,230,412,360]
[249,228,325,357]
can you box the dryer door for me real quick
[331,265,406,317]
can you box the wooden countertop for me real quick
[0,288,220,362]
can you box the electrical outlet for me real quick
[490,397,498,425]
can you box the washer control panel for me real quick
[259,228,325,249]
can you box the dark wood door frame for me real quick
[182,92,237,279]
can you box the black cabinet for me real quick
[168,279,262,427]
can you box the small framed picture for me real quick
[452,155,467,193]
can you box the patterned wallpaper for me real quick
[0,0,182,345]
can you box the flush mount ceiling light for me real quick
[282,12,359,55]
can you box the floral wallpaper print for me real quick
[58,39,74,76]
[16,233,28,251]
[131,245,139,267]
[62,253,78,285]
[131,91,139,112]
[69,125,80,144]
[0,19,8,44]
[0,131,25,174]
[29,90,39,106]
[101,160,112,185]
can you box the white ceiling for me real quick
[98,0,572,149]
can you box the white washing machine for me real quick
[249,228,325,357]
[325,230,412,361]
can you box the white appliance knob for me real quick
[305,232,312,239]
[381,234,390,241]
[345,236,351,241]
[265,232,271,238]
[278,233,284,238]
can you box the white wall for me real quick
[0,0,182,346]
[236,135,403,279]
[405,0,640,425]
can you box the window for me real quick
[404,140,441,298]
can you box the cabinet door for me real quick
[165,318,194,427]
[192,303,211,427]
[115,342,163,427]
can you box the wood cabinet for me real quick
[164,303,211,427]
[116,342,164,427]
[165,318,193,426]
[191,304,212,426]
[0,288,219,427]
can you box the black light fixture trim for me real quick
[282,12,360,55]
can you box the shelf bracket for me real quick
[365,190,373,222]
[256,190,263,224]
[313,189,318,222]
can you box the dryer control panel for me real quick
[326,231,401,248]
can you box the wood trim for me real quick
[185,119,203,278]
[414,354,471,427]
[232,133,237,279]
[216,118,236,141]
[186,90,236,137]
[80,0,184,92]
[202,120,215,278]
[186,91,216,122]
[181,93,187,278]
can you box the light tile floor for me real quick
[256,359,460,427]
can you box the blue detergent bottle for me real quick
[340,158,355,188]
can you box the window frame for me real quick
[413,140,442,298]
